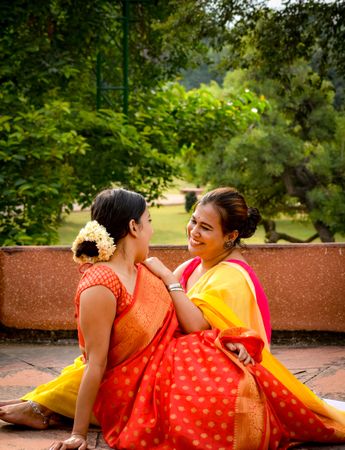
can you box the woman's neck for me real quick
[200,248,245,271]
[105,251,138,294]
[108,248,137,275]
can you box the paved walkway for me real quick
[1,342,345,449]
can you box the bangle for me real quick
[166,282,184,292]
[71,432,87,439]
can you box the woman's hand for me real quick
[226,342,254,366]
[143,257,176,285]
[49,434,87,450]
[144,257,210,333]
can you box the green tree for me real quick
[0,100,89,245]
[0,0,211,245]
[0,79,265,245]
[188,65,345,242]
[176,1,345,242]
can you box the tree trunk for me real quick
[312,220,335,242]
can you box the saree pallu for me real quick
[94,265,345,449]
[185,259,271,348]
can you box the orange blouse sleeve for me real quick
[74,265,123,348]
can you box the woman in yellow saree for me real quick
[171,186,345,435]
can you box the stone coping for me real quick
[1,243,345,336]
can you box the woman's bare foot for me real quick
[0,401,53,429]
[0,399,24,407]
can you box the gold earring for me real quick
[224,240,234,250]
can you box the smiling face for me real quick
[187,203,231,260]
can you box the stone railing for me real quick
[1,244,344,338]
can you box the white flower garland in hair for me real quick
[71,220,116,264]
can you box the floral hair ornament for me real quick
[71,220,116,264]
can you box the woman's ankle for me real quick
[27,401,52,426]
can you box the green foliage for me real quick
[209,1,345,83]
[178,80,267,183]
[175,0,345,242]
[67,107,178,207]
[0,86,180,244]
[0,76,266,244]
[0,0,212,245]
[0,98,88,245]
[184,192,198,213]
[189,64,345,241]
[9,0,342,245]
[0,1,221,113]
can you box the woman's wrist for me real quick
[71,431,87,439]
[161,273,179,286]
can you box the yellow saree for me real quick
[188,261,270,349]
[188,260,345,433]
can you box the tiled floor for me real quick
[1,342,345,449]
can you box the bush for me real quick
[184,191,198,213]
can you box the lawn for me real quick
[57,205,191,246]
[57,203,343,246]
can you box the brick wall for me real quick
[1,244,344,332]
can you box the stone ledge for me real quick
[1,326,345,346]
[1,244,345,335]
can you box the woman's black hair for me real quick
[197,187,261,245]
[75,188,146,259]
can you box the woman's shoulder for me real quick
[82,262,118,277]
[173,257,197,278]
[211,260,251,284]
[79,264,122,292]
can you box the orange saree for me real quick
[91,264,267,449]
[77,264,345,450]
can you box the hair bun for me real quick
[75,240,99,259]
[240,207,261,239]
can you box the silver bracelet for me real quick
[166,282,183,292]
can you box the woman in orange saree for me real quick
[76,262,267,449]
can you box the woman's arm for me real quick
[50,285,116,449]
[144,258,255,366]
[143,257,210,333]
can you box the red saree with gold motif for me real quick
[74,264,345,450]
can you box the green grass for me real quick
[57,204,344,246]
[58,210,91,245]
[57,205,191,246]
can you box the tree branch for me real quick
[262,219,319,243]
